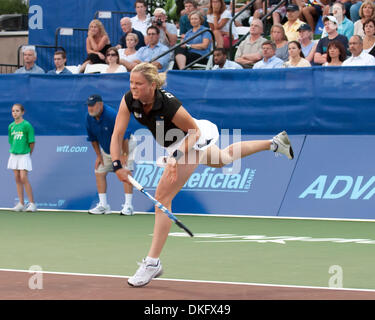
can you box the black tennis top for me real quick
[124,89,188,147]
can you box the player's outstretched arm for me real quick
[110,96,131,183]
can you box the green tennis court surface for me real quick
[1,210,374,290]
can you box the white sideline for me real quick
[1,268,375,293]
[1,208,375,223]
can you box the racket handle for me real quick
[175,220,194,237]
[128,175,143,191]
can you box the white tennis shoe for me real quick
[120,204,134,216]
[13,202,25,212]
[25,203,37,212]
[88,203,111,215]
[128,259,163,287]
[272,131,294,160]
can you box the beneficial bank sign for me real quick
[134,162,256,192]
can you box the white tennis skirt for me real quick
[7,153,32,171]
[165,118,219,155]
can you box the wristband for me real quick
[112,160,123,172]
[186,44,191,50]
[171,149,184,161]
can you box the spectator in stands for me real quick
[253,0,286,26]
[131,0,151,36]
[234,18,267,68]
[212,47,243,69]
[174,10,212,69]
[14,46,44,74]
[207,0,238,48]
[119,33,140,68]
[314,15,349,65]
[363,18,375,57]
[180,0,209,39]
[116,17,145,50]
[229,0,253,27]
[270,24,289,61]
[320,2,354,40]
[152,8,178,48]
[122,26,171,72]
[350,0,364,23]
[322,40,347,65]
[197,0,210,15]
[80,19,111,73]
[283,40,311,67]
[300,0,330,33]
[342,34,375,65]
[253,40,284,69]
[283,4,304,42]
[47,51,72,75]
[354,1,375,38]
[298,23,317,62]
[101,47,127,73]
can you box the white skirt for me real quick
[165,119,219,155]
[7,153,32,171]
[157,119,219,167]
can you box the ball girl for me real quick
[7,103,37,212]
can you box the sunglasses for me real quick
[106,53,117,57]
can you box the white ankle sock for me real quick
[99,193,107,206]
[270,139,277,151]
[145,256,159,265]
[125,193,133,206]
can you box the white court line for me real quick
[1,208,375,223]
[1,268,375,293]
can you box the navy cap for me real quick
[286,4,299,11]
[297,23,312,32]
[87,94,102,106]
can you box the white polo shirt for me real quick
[130,14,151,36]
[342,51,375,66]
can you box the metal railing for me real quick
[93,11,136,47]
[0,63,18,74]
[55,27,88,66]
[150,28,216,70]
[17,44,65,72]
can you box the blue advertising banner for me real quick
[279,135,375,220]
[0,134,304,216]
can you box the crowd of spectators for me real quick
[14,0,375,75]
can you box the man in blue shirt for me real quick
[47,51,72,75]
[86,94,136,215]
[122,26,171,72]
[253,40,284,69]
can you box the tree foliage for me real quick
[0,0,28,15]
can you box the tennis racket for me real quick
[128,175,194,237]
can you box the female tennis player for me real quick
[110,62,294,287]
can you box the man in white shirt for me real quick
[131,0,151,36]
[212,48,243,69]
[342,35,375,66]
